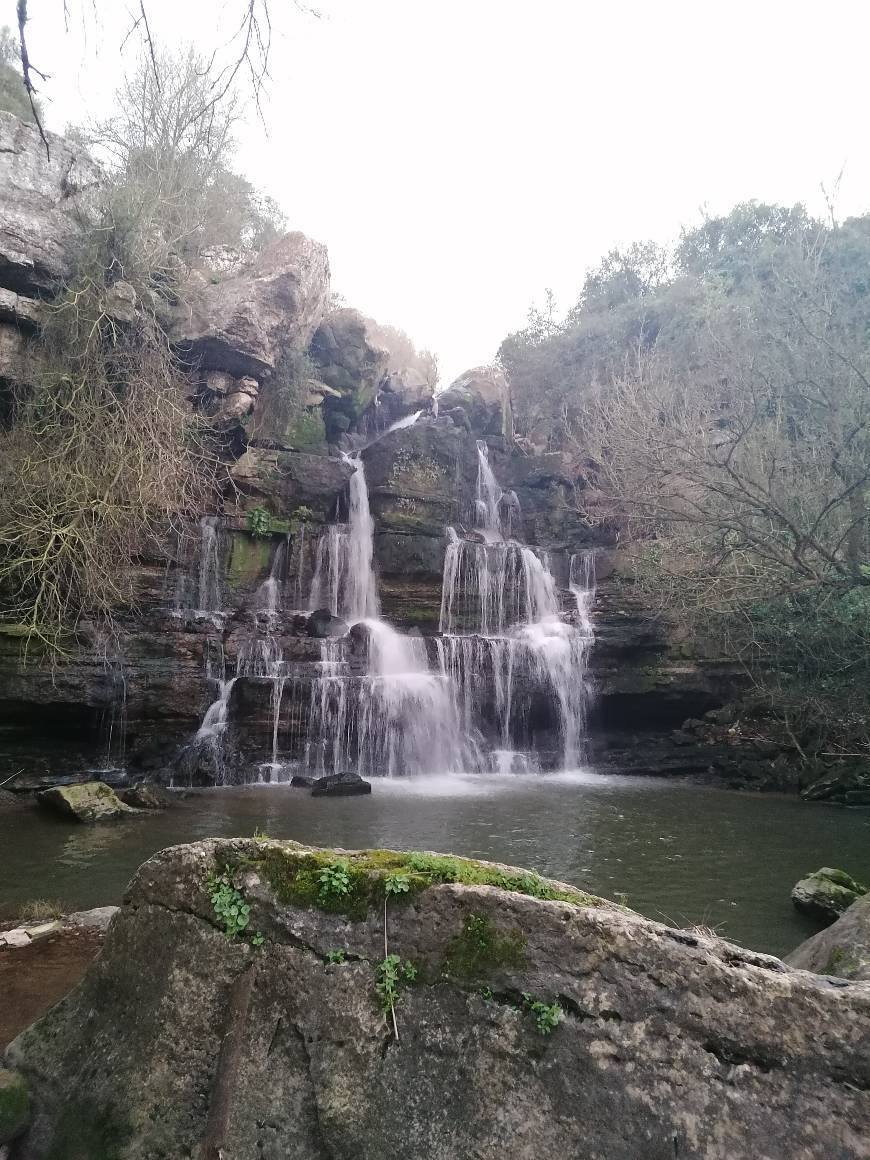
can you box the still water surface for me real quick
[2,772,868,957]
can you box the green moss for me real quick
[225,532,273,589]
[443,913,526,980]
[824,946,864,976]
[0,1069,30,1144]
[45,1100,130,1160]
[246,843,606,922]
[283,407,326,449]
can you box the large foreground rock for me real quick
[6,839,870,1159]
[786,893,870,981]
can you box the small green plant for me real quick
[291,504,315,529]
[376,953,418,1040]
[318,859,351,901]
[479,985,493,1000]
[207,865,251,938]
[384,871,410,897]
[325,949,347,964]
[247,505,273,538]
[522,993,563,1036]
[251,931,265,947]
[253,826,269,842]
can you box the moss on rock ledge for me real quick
[240,842,607,923]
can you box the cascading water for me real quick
[308,455,380,622]
[304,456,482,776]
[437,443,595,769]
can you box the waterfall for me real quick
[194,678,237,785]
[304,457,480,776]
[436,445,596,770]
[308,455,379,621]
[197,516,223,613]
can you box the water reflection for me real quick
[1,775,868,958]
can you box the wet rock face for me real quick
[0,112,102,297]
[6,838,870,1160]
[309,308,436,440]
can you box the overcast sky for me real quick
[22,0,870,385]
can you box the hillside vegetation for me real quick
[500,203,870,764]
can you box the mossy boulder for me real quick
[0,1068,30,1144]
[36,781,140,823]
[785,893,870,981]
[791,867,869,924]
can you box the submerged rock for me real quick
[5,838,870,1159]
[0,1069,30,1146]
[310,771,372,797]
[786,893,870,981]
[791,867,868,924]
[36,781,140,823]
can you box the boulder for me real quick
[0,112,102,296]
[5,838,870,1159]
[309,308,435,440]
[791,867,868,924]
[438,365,512,438]
[171,231,330,379]
[785,893,870,981]
[36,781,140,823]
[0,1069,29,1146]
[118,782,174,810]
[64,907,119,932]
[306,609,349,639]
[310,771,372,797]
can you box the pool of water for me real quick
[2,771,868,957]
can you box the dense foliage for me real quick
[500,203,870,757]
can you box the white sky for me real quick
[20,0,870,385]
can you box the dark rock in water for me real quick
[348,621,373,657]
[118,782,175,810]
[310,771,372,797]
[289,774,315,788]
[6,838,870,1159]
[0,1067,30,1145]
[791,867,868,925]
[306,608,349,638]
[36,781,141,823]
[785,892,870,981]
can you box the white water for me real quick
[308,455,380,621]
[436,443,596,768]
[178,427,595,782]
[300,439,596,776]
